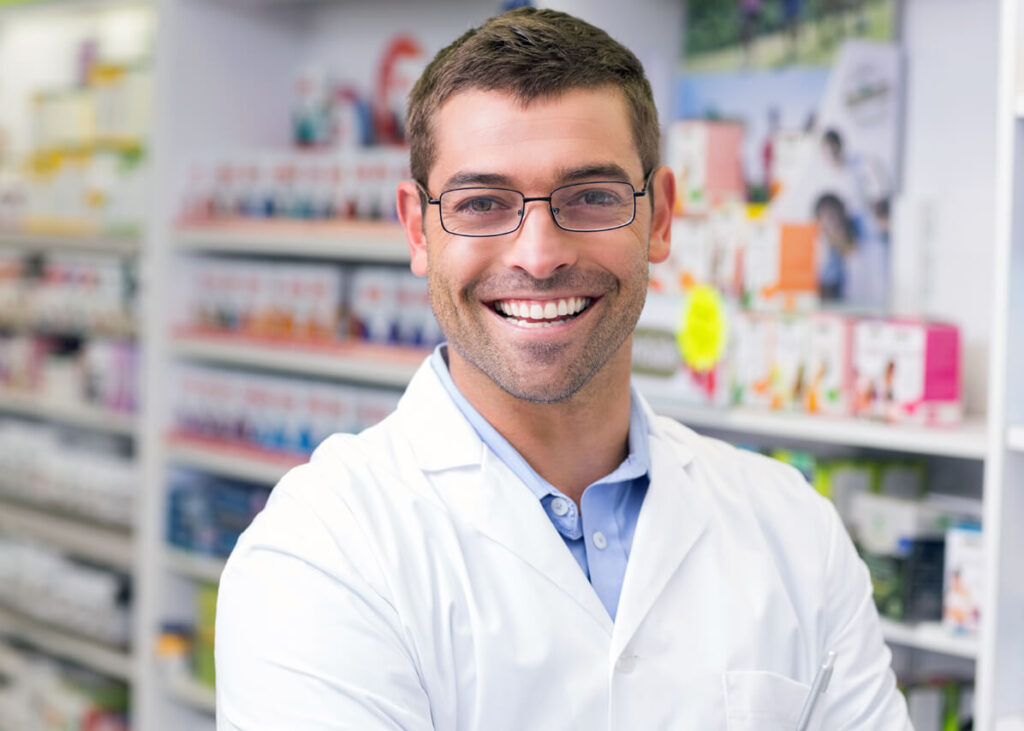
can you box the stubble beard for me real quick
[428,260,650,404]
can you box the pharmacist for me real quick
[215,8,911,730]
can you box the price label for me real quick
[677,284,728,373]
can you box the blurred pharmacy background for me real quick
[0,0,1021,729]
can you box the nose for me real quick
[502,200,579,280]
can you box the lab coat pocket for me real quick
[723,670,814,731]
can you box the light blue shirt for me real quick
[430,345,650,620]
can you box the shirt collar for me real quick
[429,344,651,499]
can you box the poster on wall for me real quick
[677,0,902,310]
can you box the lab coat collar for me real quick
[399,358,487,471]
[398,358,711,643]
[398,359,613,633]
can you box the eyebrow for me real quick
[439,163,636,192]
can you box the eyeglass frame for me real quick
[416,169,655,238]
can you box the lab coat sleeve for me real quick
[215,464,434,731]
[815,498,913,729]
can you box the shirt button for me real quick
[592,531,607,550]
[615,654,637,674]
[551,497,570,517]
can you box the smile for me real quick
[491,296,594,328]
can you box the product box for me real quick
[707,202,745,297]
[348,266,400,343]
[743,218,818,312]
[803,313,854,416]
[852,319,962,425]
[860,537,945,622]
[666,120,745,216]
[649,209,744,300]
[729,310,774,409]
[632,290,731,407]
[652,218,713,295]
[814,459,879,519]
[195,582,218,688]
[943,524,983,635]
[848,492,947,557]
[769,316,811,411]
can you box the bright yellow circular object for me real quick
[677,284,728,373]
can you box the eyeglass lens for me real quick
[438,181,637,236]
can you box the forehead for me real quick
[428,86,642,190]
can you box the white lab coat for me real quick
[215,359,911,730]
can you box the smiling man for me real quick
[215,9,911,730]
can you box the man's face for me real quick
[408,87,668,403]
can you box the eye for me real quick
[566,186,625,207]
[450,194,513,215]
[466,198,496,213]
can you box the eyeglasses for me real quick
[421,173,653,237]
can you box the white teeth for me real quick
[495,296,592,323]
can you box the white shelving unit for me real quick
[0,604,133,682]
[649,397,989,459]
[0,3,152,728]
[166,434,301,485]
[175,220,409,261]
[0,498,133,572]
[0,231,140,255]
[169,334,425,388]
[164,547,227,584]
[977,1,1024,727]
[0,390,137,436]
[1008,425,1024,452]
[165,674,216,714]
[878,618,979,660]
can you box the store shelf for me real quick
[1008,425,1024,452]
[167,432,304,485]
[170,332,426,387]
[0,498,133,571]
[879,617,979,659]
[164,547,227,584]
[0,389,136,435]
[645,396,989,459]
[0,230,140,255]
[175,220,410,262]
[166,674,216,714]
[0,604,132,681]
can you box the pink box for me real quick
[852,319,962,425]
[667,120,745,215]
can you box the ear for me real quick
[397,180,429,276]
[648,166,675,264]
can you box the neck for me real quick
[449,345,633,505]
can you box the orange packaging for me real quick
[743,219,818,312]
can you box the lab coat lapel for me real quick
[399,359,613,635]
[468,449,614,634]
[611,429,712,662]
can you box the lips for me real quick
[491,296,594,327]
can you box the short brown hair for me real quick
[406,8,660,188]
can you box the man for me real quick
[216,8,911,729]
